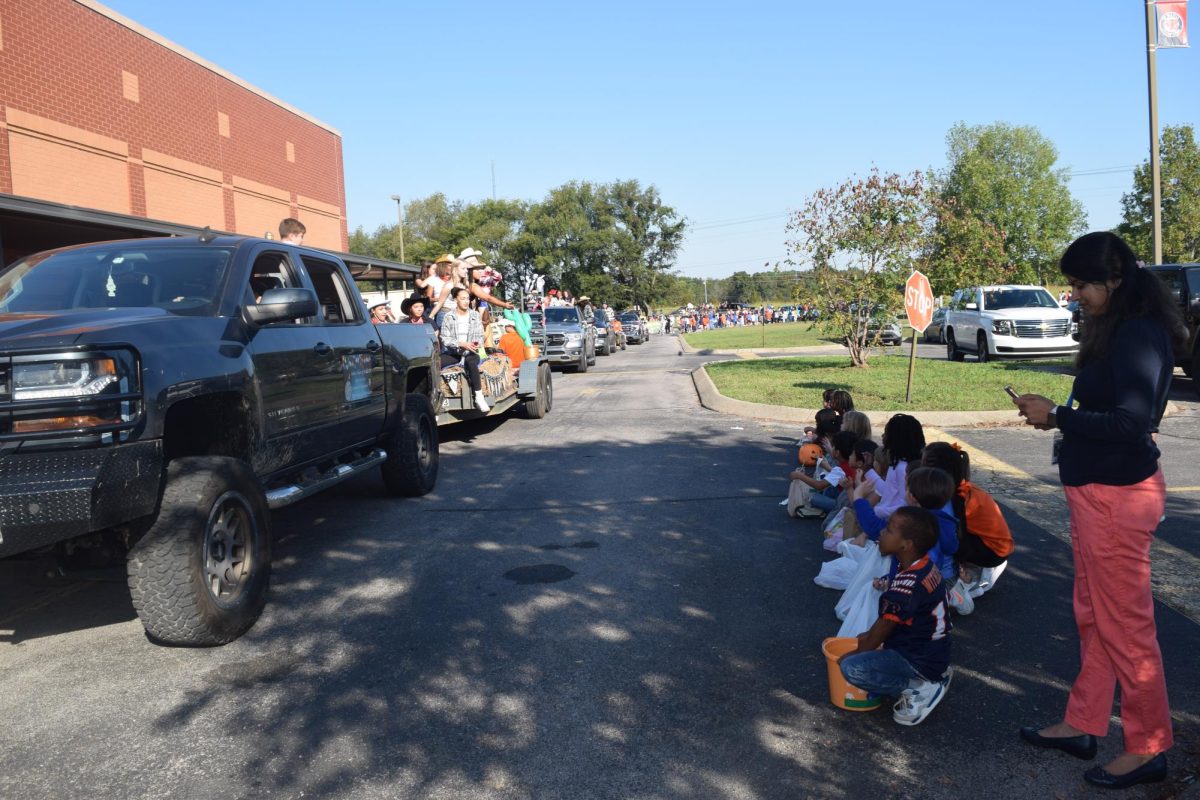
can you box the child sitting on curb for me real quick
[850,467,960,585]
[789,431,858,518]
[838,506,953,726]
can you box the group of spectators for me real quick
[779,231,1180,790]
[671,303,816,333]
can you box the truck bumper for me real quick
[0,440,163,558]
[544,347,583,364]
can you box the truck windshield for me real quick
[983,289,1059,311]
[543,308,580,324]
[0,246,234,316]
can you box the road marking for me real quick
[926,426,1200,625]
[1168,486,1200,493]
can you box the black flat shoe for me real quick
[1084,753,1167,789]
[1019,726,1098,760]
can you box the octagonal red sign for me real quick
[904,271,934,332]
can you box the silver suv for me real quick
[542,306,596,372]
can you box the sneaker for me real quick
[893,669,952,726]
[794,505,825,519]
[474,391,491,413]
[947,578,975,616]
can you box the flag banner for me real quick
[1157,1,1189,48]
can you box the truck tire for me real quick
[127,457,270,646]
[1191,350,1200,398]
[599,339,611,356]
[620,338,626,351]
[574,350,589,373]
[976,332,991,363]
[946,330,965,362]
[523,362,553,419]
[587,344,596,366]
[381,394,439,497]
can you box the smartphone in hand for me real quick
[1004,385,1020,400]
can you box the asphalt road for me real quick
[1,334,1197,799]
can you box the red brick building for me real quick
[0,0,348,263]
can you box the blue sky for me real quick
[105,0,1196,277]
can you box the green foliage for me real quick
[1118,124,1200,264]
[921,195,1012,297]
[934,122,1086,285]
[348,181,688,310]
[787,168,929,366]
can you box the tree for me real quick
[605,180,687,311]
[935,122,1085,284]
[787,168,929,367]
[1118,124,1200,264]
[921,195,1012,298]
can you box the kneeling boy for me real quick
[838,506,953,726]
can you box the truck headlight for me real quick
[11,351,139,433]
[565,333,582,344]
[14,358,120,400]
[992,319,1014,336]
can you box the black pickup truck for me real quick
[1148,264,1200,396]
[0,234,441,645]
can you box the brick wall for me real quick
[0,0,348,250]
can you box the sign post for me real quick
[903,270,934,404]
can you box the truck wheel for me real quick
[575,350,589,373]
[599,340,610,356]
[1191,350,1200,398]
[620,338,626,351]
[523,362,553,418]
[381,394,439,497]
[587,345,596,366]
[127,457,270,646]
[946,330,965,362]
[977,332,990,363]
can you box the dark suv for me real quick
[1147,264,1200,395]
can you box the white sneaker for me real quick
[474,391,491,413]
[947,578,975,616]
[794,505,825,518]
[893,669,952,726]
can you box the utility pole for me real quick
[389,194,406,264]
[1145,0,1163,265]
[702,277,708,306]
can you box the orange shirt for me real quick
[498,330,526,370]
[959,480,1013,557]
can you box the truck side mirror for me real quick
[245,287,319,325]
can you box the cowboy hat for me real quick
[400,294,426,316]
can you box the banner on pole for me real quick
[1157,1,1189,48]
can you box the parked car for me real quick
[593,308,618,355]
[542,305,596,371]
[1147,264,1200,395]
[865,314,903,346]
[619,312,647,344]
[922,307,947,344]
[943,285,1078,362]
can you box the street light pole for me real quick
[1144,0,1163,265]
[390,194,406,264]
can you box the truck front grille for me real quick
[1014,320,1070,338]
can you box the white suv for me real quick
[943,285,1078,362]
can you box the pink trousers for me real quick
[1063,470,1173,754]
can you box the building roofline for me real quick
[72,0,342,137]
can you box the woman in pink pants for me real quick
[1014,232,1184,790]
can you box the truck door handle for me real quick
[314,342,332,355]
[366,340,381,352]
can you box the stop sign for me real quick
[904,271,934,332]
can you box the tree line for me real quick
[348,179,687,312]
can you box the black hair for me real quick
[853,439,878,459]
[1060,232,1186,366]
[831,430,858,460]
[822,388,836,405]
[881,413,925,465]
[814,408,842,438]
[450,286,469,300]
[828,390,855,414]
[922,443,970,539]
[890,506,939,555]
[906,466,956,510]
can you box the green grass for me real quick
[706,355,1075,411]
[682,322,838,349]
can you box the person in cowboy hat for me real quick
[398,294,427,324]
[369,299,395,324]
[458,247,514,310]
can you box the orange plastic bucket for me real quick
[821,637,882,711]
[525,345,539,359]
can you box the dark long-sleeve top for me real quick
[1057,315,1173,487]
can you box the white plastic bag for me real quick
[835,542,889,621]
[822,508,847,552]
[814,555,859,590]
[837,582,882,638]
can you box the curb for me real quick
[676,333,836,357]
[689,362,1182,428]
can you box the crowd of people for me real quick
[778,230,1179,790]
[786,391,1012,728]
[670,303,816,333]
